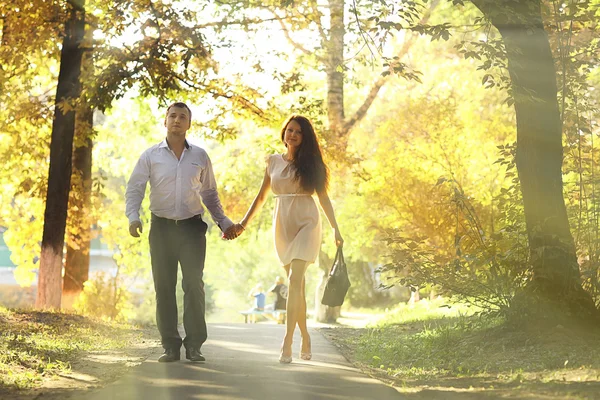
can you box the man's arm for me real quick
[125,151,150,236]
[199,154,233,232]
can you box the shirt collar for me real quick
[160,138,191,150]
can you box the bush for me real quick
[73,271,135,322]
[379,172,530,315]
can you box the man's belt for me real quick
[151,213,202,225]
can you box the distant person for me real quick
[248,283,266,311]
[224,115,344,363]
[269,276,288,311]
[268,276,288,324]
[126,102,238,363]
[247,283,266,323]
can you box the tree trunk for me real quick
[409,287,420,305]
[470,0,596,314]
[63,22,94,309]
[325,0,345,148]
[312,0,345,323]
[314,249,340,323]
[63,107,93,309]
[36,0,85,309]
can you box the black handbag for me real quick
[321,247,351,307]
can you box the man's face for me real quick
[164,106,191,135]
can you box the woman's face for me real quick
[283,119,303,149]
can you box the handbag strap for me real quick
[330,246,345,275]
[336,246,345,265]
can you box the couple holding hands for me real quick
[125,102,343,364]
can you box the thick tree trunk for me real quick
[36,1,85,309]
[63,25,94,309]
[471,0,596,314]
[63,107,93,309]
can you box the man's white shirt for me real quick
[125,139,233,231]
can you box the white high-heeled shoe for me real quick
[300,337,312,360]
[279,350,292,364]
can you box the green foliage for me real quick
[73,272,134,322]
[358,0,600,314]
[86,97,157,322]
[84,0,277,126]
[550,0,600,307]
[342,31,516,303]
[380,176,529,314]
[0,53,57,285]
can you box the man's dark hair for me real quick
[166,102,192,120]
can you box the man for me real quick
[269,276,288,312]
[126,102,237,363]
[268,276,287,324]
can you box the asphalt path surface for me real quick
[81,322,402,400]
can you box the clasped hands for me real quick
[222,223,245,240]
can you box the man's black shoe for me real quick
[186,347,205,362]
[158,348,180,363]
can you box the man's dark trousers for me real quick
[149,214,208,351]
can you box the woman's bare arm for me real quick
[317,189,344,247]
[240,168,271,229]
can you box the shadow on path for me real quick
[79,323,402,400]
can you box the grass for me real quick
[0,306,156,393]
[325,299,600,399]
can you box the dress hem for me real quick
[279,258,315,266]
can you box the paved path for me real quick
[82,323,402,400]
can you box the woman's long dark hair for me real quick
[280,115,329,193]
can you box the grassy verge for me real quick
[323,299,600,399]
[0,307,158,398]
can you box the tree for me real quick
[351,0,599,317]
[465,0,597,316]
[63,96,94,308]
[61,17,96,307]
[36,0,86,309]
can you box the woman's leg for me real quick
[284,264,309,338]
[298,277,311,357]
[281,259,309,358]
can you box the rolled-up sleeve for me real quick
[125,151,150,224]
[199,155,233,232]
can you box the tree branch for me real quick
[270,10,326,63]
[343,0,440,134]
[196,16,281,29]
[308,0,328,46]
[173,74,269,120]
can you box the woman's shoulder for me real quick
[265,153,283,164]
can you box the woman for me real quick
[226,115,343,363]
